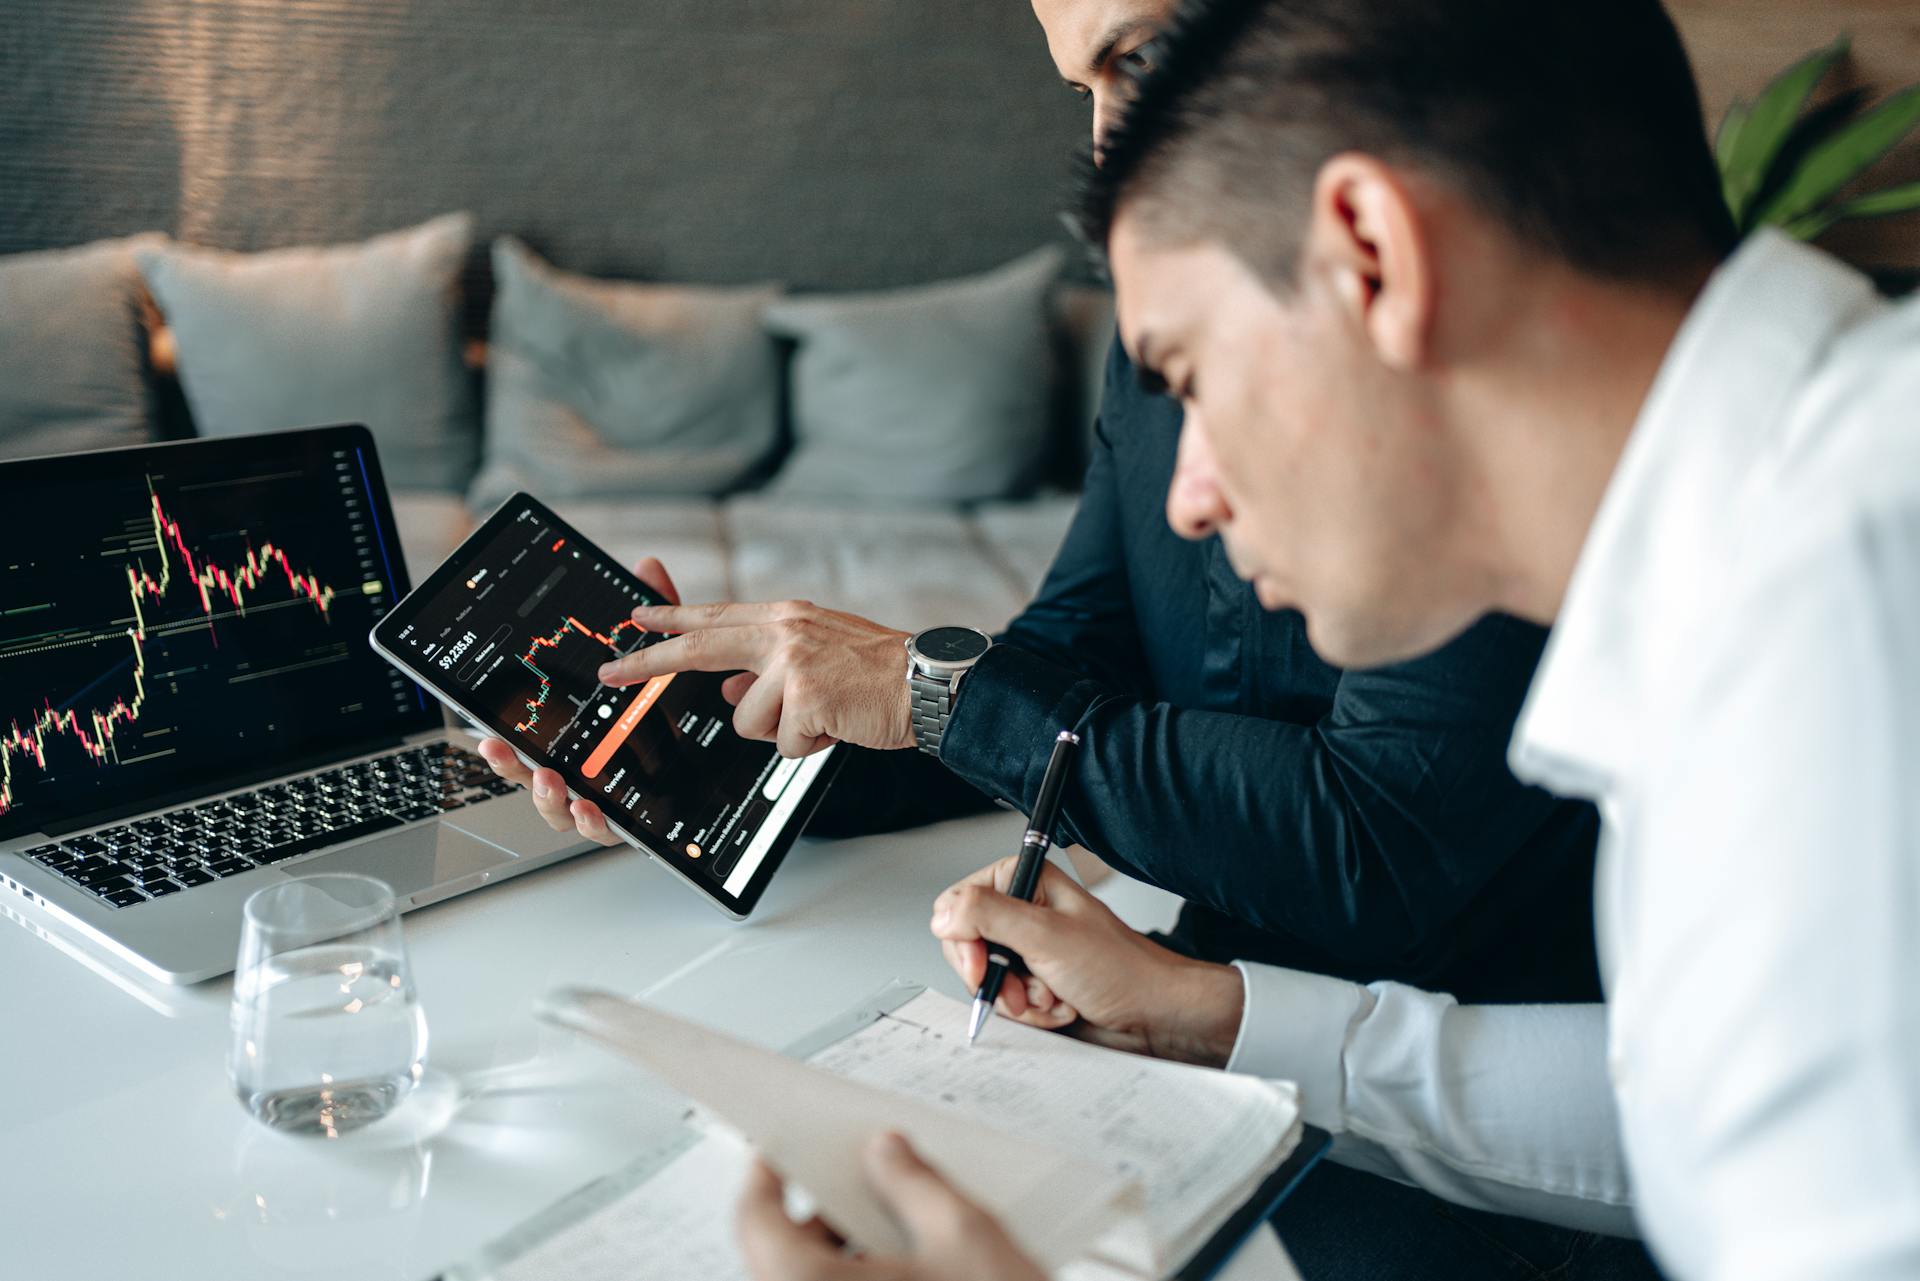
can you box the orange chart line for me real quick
[513,615,649,734]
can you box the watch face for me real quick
[913,627,991,664]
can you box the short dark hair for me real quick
[1079,0,1738,288]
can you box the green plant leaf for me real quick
[1832,178,1920,218]
[1754,82,1920,228]
[1782,209,1841,240]
[1788,178,1920,239]
[1715,98,1751,173]
[1719,35,1850,228]
[1789,177,1920,240]
[1716,98,1753,217]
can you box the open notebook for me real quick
[444,983,1316,1281]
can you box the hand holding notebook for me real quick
[502,984,1314,1281]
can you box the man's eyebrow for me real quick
[1087,20,1149,77]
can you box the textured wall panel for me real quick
[0,1,1092,292]
[13,2,1905,288]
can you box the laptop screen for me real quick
[0,426,437,839]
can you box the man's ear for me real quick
[1305,153,1433,371]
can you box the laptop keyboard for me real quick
[15,742,517,910]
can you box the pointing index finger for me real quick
[598,626,776,686]
[630,600,792,632]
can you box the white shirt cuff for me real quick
[1224,960,1369,1133]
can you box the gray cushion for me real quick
[0,235,160,460]
[469,238,782,511]
[136,213,478,491]
[763,246,1065,504]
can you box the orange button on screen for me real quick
[582,673,676,779]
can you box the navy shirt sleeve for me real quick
[939,614,1574,971]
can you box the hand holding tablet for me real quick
[370,495,842,918]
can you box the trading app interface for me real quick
[0,439,425,838]
[387,506,826,896]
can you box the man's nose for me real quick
[1166,425,1230,541]
[1092,94,1117,162]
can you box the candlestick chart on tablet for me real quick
[381,505,822,891]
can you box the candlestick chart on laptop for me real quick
[0,443,420,834]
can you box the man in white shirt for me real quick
[737,0,1920,1277]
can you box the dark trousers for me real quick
[1273,1161,1667,1280]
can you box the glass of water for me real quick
[230,873,428,1137]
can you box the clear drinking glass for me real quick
[230,873,428,1137]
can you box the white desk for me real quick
[0,812,1297,1281]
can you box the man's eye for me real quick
[1119,37,1163,75]
[1067,83,1092,101]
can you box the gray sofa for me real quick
[389,491,1081,637]
[0,219,1111,640]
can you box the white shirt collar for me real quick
[1509,231,1881,800]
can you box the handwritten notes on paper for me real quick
[491,987,1300,1281]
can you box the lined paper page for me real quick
[508,986,1301,1280]
[538,986,1141,1272]
[811,989,1300,1268]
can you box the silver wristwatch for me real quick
[905,627,994,757]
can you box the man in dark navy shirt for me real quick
[804,338,1601,1006]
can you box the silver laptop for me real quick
[0,425,587,984]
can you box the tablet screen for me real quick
[372,496,836,915]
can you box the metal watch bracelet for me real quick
[908,669,965,756]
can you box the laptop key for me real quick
[90,876,136,896]
[145,879,183,898]
[207,858,257,878]
[255,814,405,865]
[105,887,148,908]
[74,861,134,886]
[175,868,215,887]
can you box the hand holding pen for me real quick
[968,730,1080,1044]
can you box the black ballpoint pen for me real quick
[968,729,1080,1045]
